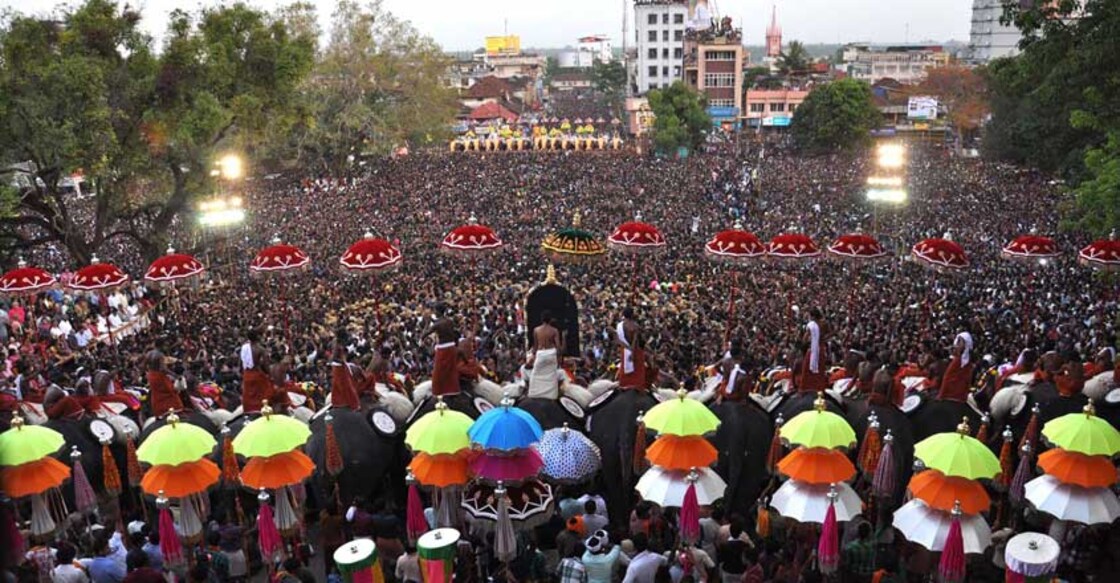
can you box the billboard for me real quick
[762,116,791,127]
[485,35,520,55]
[907,96,939,120]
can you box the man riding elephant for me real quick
[527,310,563,399]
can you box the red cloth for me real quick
[995,364,1024,392]
[796,350,828,393]
[893,365,928,406]
[147,370,183,417]
[46,396,84,420]
[1056,373,1084,397]
[241,369,276,413]
[330,363,360,409]
[618,348,649,390]
[937,356,974,402]
[431,344,459,396]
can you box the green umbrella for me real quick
[780,394,857,450]
[406,398,473,455]
[914,418,1001,480]
[0,414,65,466]
[136,413,217,466]
[1042,402,1120,457]
[233,405,312,458]
[642,389,720,436]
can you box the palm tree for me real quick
[777,40,811,76]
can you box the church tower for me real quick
[765,5,782,58]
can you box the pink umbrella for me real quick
[1002,234,1059,262]
[340,232,401,339]
[827,234,888,260]
[912,236,969,270]
[144,247,205,287]
[1078,235,1120,271]
[0,259,56,296]
[767,233,821,259]
[468,449,543,484]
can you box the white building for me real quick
[967,0,1022,63]
[840,44,950,85]
[558,37,612,69]
[634,0,689,93]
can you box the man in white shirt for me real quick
[51,542,88,583]
[621,534,666,583]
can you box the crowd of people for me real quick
[2,134,1119,582]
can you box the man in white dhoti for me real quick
[527,311,563,399]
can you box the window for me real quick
[709,99,735,108]
[673,48,682,59]
[662,66,669,77]
[702,73,735,87]
[648,14,657,25]
[673,66,681,77]
[649,83,657,91]
[705,50,736,61]
[674,13,685,24]
[662,30,669,41]
[648,30,657,42]
[674,30,683,41]
[750,103,765,113]
[648,66,658,77]
[662,48,669,59]
[770,102,786,112]
[648,48,657,59]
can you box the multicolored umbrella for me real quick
[232,405,311,458]
[770,479,862,523]
[1041,402,1120,457]
[240,450,315,490]
[1036,448,1117,488]
[636,466,726,507]
[468,398,543,452]
[892,498,991,553]
[0,416,65,466]
[408,453,470,488]
[140,459,220,497]
[645,435,718,471]
[541,212,607,263]
[642,390,720,437]
[1024,474,1120,525]
[406,399,473,455]
[777,447,857,485]
[908,469,991,514]
[538,425,602,484]
[135,413,217,466]
[468,450,544,483]
[0,456,70,498]
[913,419,1000,480]
[779,394,856,450]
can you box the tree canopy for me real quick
[647,81,710,156]
[590,60,627,118]
[777,40,810,76]
[917,64,989,144]
[790,78,880,154]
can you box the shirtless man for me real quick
[147,340,183,416]
[796,308,829,393]
[527,311,564,399]
[427,306,461,397]
[715,343,749,403]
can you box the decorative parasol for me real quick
[406,399,473,455]
[250,237,310,275]
[1041,401,1120,457]
[1023,474,1120,525]
[441,216,503,254]
[1036,448,1117,488]
[1002,234,1059,262]
[140,459,220,497]
[538,424,602,484]
[0,259,56,296]
[636,466,727,507]
[542,211,607,263]
[408,453,470,488]
[468,449,544,483]
[144,247,205,286]
[767,232,820,259]
[0,456,70,498]
[69,255,129,292]
[779,394,857,449]
[461,479,554,528]
[911,235,969,270]
[340,232,402,272]
[240,449,315,490]
[136,413,217,466]
[0,417,66,466]
[704,222,767,263]
[1078,235,1120,271]
[913,418,1000,480]
[642,389,720,436]
[645,435,718,471]
[232,406,311,458]
[827,233,888,260]
[770,479,862,523]
[777,447,857,485]
[418,528,459,583]
[892,498,991,553]
[1004,533,1060,582]
[468,397,543,452]
[908,469,991,514]
[607,212,666,251]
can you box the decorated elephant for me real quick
[305,408,410,509]
[43,417,129,520]
[848,403,915,504]
[585,389,658,527]
[707,400,773,517]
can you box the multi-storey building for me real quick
[634,0,689,93]
[683,17,744,129]
[967,0,1022,63]
[839,44,950,85]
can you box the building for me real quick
[839,44,951,84]
[967,0,1022,62]
[559,35,614,68]
[550,71,594,91]
[765,5,782,58]
[634,0,690,93]
[683,15,744,129]
[743,88,808,127]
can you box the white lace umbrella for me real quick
[892,499,991,553]
[770,480,862,524]
[1024,474,1120,525]
[636,466,726,507]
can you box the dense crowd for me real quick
[3,136,1119,582]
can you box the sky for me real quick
[0,0,976,51]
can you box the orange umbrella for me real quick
[777,447,856,484]
[0,457,70,498]
[408,452,470,488]
[241,450,315,490]
[646,435,718,470]
[1037,448,1117,488]
[140,459,220,498]
[908,469,991,514]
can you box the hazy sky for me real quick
[1,0,975,50]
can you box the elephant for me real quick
[847,402,916,504]
[707,400,773,518]
[43,417,129,522]
[517,397,582,430]
[767,390,845,422]
[989,380,1090,447]
[905,394,982,444]
[585,390,658,528]
[305,408,410,510]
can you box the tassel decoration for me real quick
[1018,403,1041,453]
[859,415,882,477]
[975,412,990,444]
[937,502,967,583]
[101,439,122,496]
[221,426,240,485]
[998,426,1014,488]
[125,433,142,487]
[756,501,771,539]
[767,415,785,473]
[70,447,97,515]
[633,413,648,476]
[679,470,701,545]
[157,493,183,565]
[872,430,897,501]
[406,472,428,543]
[818,486,840,575]
[257,490,285,563]
[325,413,344,477]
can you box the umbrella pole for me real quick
[724,269,738,349]
[279,280,292,353]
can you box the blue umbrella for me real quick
[539,424,602,484]
[468,399,543,452]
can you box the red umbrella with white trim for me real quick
[1,259,56,296]
[768,233,821,259]
[912,235,969,271]
[828,234,888,260]
[1002,234,1059,263]
[69,256,130,347]
[440,216,501,335]
[340,232,402,339]
[704,222,766,346]
[250,237,310,347]
[145,247,205,287]
[1078,234,1120,271]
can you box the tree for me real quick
[917,64,989,147]
[777,40,810,76]
[282,0,458,175]
[0,0,315,262]
[647,81,710,156]
[790,78,880,154]
[590,60,627,117]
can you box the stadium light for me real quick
[876,143,906,169]
[217,154,244,181]
[867,175,904,187]
[866,188,908,204]
[198,197,245,227]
